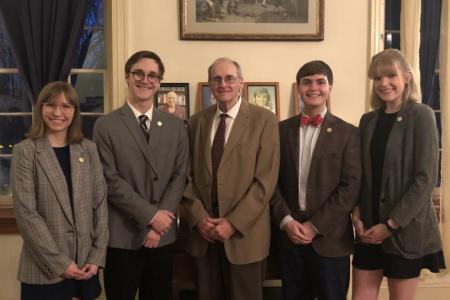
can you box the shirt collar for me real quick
[214,97,242,120]
[127,101,153,122]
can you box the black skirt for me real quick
[352,243,446,279]
[21,273,101,300]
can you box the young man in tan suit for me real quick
[182,57,279,300]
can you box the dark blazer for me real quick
[358,101,442,259]
[93,103,189,249]
[12,138,108,284]
[271,112,361,257]
[182,101,280,265]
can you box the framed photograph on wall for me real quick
[292,82,330,116]
[244,82,279,118]
[196,82,217,112]
[180,0,324,40]
[155,83,190,120]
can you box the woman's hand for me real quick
[352,206,367,238]
[363,223,392,244]
[62,262,85,280]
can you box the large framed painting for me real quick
[180,0,324,40]
[244,82,279,118]
[155,83,190,120]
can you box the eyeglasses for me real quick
[210,76,241,85]
[42,102,75,112]
[129,71,161,83]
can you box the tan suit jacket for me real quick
[271,113,361,257]
[11,138,108,284]
[182,101,280,265]
[93,104,189,249]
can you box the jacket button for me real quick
[150,200,157,204]
[153,177,158,181]
[380,198,385,203]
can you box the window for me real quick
[0,0,106,207]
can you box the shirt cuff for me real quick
[280,215,294,230]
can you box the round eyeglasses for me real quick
[129,71,161,83]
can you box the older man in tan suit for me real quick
[182,57,279,300]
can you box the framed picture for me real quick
[155,83,190,120]
[180,0,324,40]
[196,82,217,112]
[292,82,330,116]
[244,82,279,118]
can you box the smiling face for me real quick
[42,92,75,136]
[297,73,331,115]
[209,60,243,112]
[126,58,161,106]
[254,93,268,107]
[372,63,409,110]
[166,92,177,108]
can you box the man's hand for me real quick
[62,262,85,279]
[78,263,99,280]
[283,220,304,244]
[197,218,216,242]
[208,218,236,242]
[143,229,161,248]
[150,210,175,235]
[297,221,317,244]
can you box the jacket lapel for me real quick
[220,101,250,167]
[201,106,216,178]
[361,112,378,194]
[287,116,300,180]
[148,109,162,150]
[69,143,87,227]
[119,104,158,176]
[35,138,75,227]
[310,112,335,165]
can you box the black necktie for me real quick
[138,115,149,142]
[211,113,228,216]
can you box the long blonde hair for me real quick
[26,81,83,143]
[368,49,421,110]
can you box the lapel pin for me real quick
[326,127,333,133]
[157,121,162,127]
[397,116,403,122]
[78,157,84,163]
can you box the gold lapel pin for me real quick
[397,116,403,122]
[326,127,333,133]
[157,121,162,127]
[78,157,84,163]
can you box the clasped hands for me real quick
[284,220,318,244]
[143,210,176,248]
[352,210,393,244]
[197,217,236,242]
[62,262,98,280]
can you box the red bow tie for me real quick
[300,114,323,127]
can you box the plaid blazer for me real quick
[11,137,108,284]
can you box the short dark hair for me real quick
[296,60,333,85]
[125,50,165,80]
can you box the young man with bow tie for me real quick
[271,60,362,300]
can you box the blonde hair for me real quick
[368,49,421,110]
[27,81,83,142]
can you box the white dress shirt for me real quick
[127,101,153,129]
[210,97,242,145]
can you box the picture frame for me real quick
[196,82,217,112]
[292,82,330,116]
[244,82,279,118]
[155,83,190,120]
[180,0,324,40]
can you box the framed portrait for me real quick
[244,82,279,118]
[180,0,324,40]
[155,83,190,120]
[292,82,330,116]
[196,82,217,112]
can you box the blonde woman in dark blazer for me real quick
[11,81,108,300]
[351,49,445,300]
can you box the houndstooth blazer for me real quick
[11,137,108,284]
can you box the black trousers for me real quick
[278,244,349,300]
[104,244,174,300]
